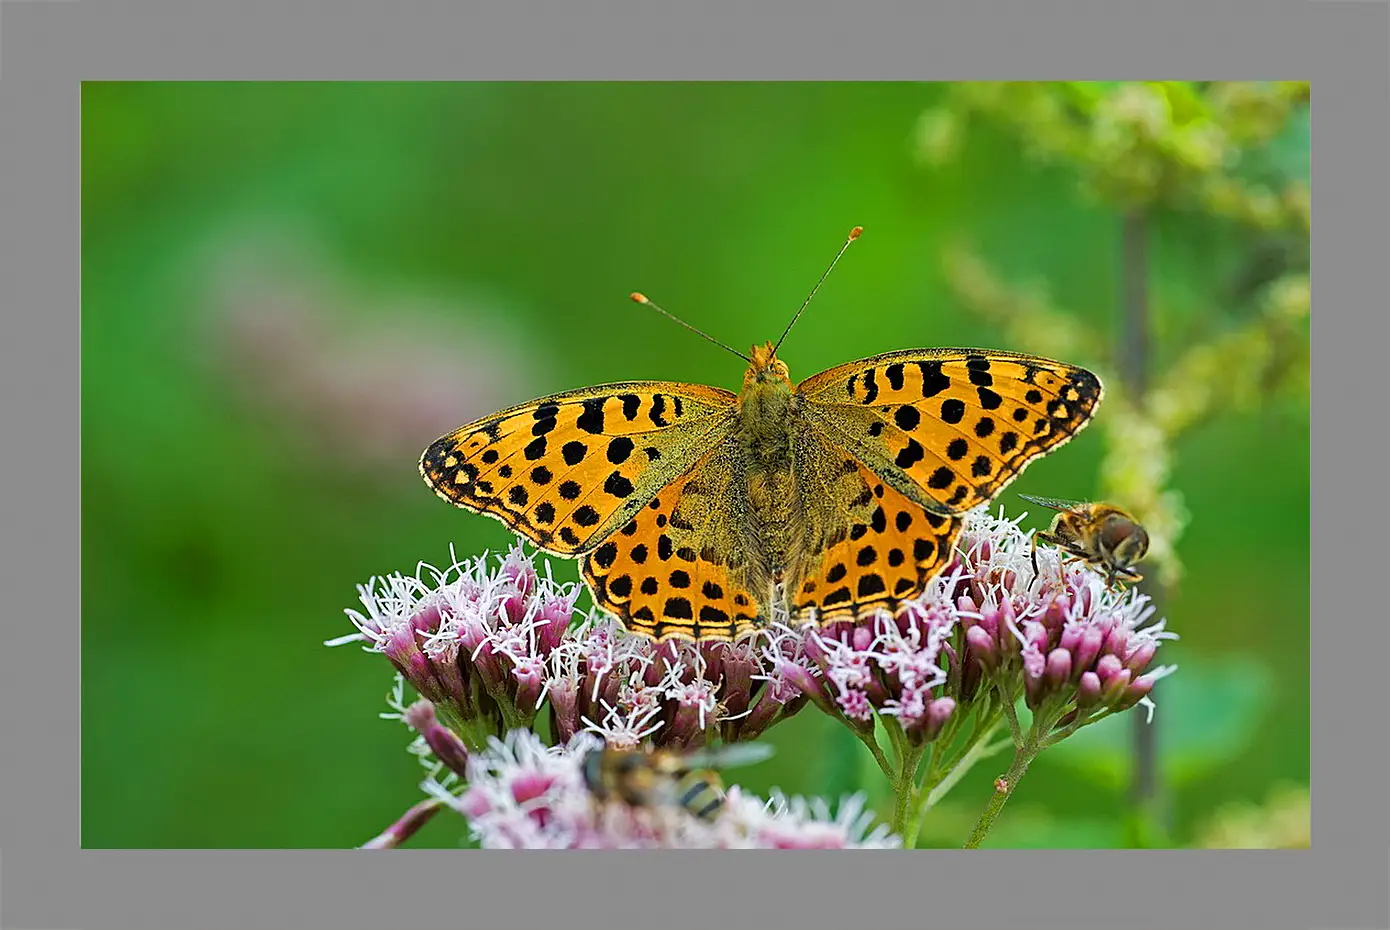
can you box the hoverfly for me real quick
[580,742,774,822]
[1018,494,1149,588]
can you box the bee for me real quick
[1018,494,1149,588]
[580,742,774,822]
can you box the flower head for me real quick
[758,506,1177,742]
[334,544,816,753]
[330,542,584,746]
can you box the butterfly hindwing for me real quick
[421,382,736,555]
[797,349,1102,516]
[790,461,965,624]
[581,446,763,641]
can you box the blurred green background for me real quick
[82,82,1309,849]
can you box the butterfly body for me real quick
[1019,494,1148,587]
[423,341,1101,641]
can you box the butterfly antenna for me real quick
[630,292,751,363]
[773,225,863,354]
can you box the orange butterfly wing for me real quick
[420,382,735,556]
[581,449,763,641]
[790,460,965,625]
[797,348,1102,515]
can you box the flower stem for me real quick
[853,727,895,781]
[888,742,927,844]
[897,709,1006,849]
[925,730,1007,810]
[963,733,1040,849]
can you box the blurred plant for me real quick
[1193,783,1309,849]
[195,224,530,479]
[335,506,1174,849]
[916,80,1309,835]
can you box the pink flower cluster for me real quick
[419,729,899,850]
[332,545,577,741]
[332,543,811,750]
[341,506,1177,849]
[756,508,1177,737]
[335,507,1174,757]
[948,508,1176,721]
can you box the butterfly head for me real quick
[744,341,791,391]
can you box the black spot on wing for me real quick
[577,398,606,434]
[861,369,879,404]
[562,441,587,466]
[606,437,634,464]
[918,361,950,397]
[895,439,925,468]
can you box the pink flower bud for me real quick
[404,701,472,777]
[1077,670,1102,708]
[666,703,703,746]
[1116,671,1159,710]
[1102,624,1130,658]
[923,697,956,740]
[852,625,875,652]
[1100,668,1132,706]
[536,595,575,653]
[548,678,580,742]
[1045,648,1072,691]
[965,624,997,672]
[361,798,444,849]
[1073,625,1105,674]
[1094,653,1124,683]
[512,655,545,712]
[1123,639,1158,674]
[738,685,787,741]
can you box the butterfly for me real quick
[421,229,1103,642]
[1019,494,1148,588]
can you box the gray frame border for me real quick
[3,2,1382,929]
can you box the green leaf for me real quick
[1044,651,1274,787]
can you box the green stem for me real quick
[853,727,895,780]
[887,742,927,843]
[963,733,1041,849]
[927,703,1001,789]
[925,730,1008,810]
[1001,691,1026,746]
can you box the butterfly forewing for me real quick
[797,349,1102,516]
[421,382,736,555]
